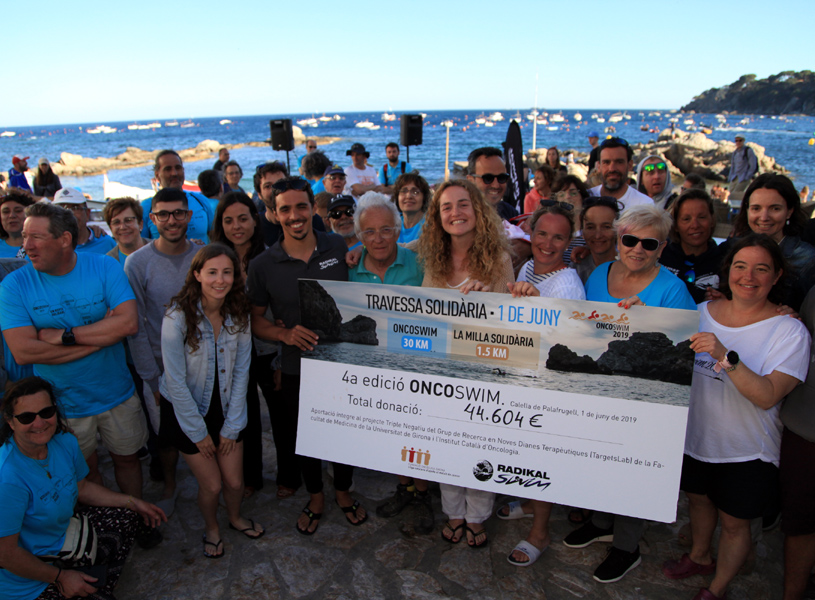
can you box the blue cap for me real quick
[588,131,600,138]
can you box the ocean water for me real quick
[307,341,690,408]
[2,109,814,202]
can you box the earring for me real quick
[786,219,790,225]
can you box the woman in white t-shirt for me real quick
[662,234,811,600]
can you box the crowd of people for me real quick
[1,134,814,600]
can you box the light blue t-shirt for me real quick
[0,253,136,417]
[349,246,423,286]
[378,161,413,186]
[310,178,326,195]
[0,239,25,259]
[398,214,425,244]
[76,228,116,255]
[0,432,89,599]
[585,261,697,310]
[140,191,215,243]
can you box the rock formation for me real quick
[299,281,378,345]
[681,71,815,116]
[546,332,694,385]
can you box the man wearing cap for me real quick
[54,187,117,254]
[321,164,348,197]
[327,195,361,250]
[728,135,758,197]
[344,143,383,199]
[587,132,601,173]
[8,156,32,193]
[589,138,653,211]
[378,143,413,195]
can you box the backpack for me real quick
[384,162,406,183]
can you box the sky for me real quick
[3,0,813,128]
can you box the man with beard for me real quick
[8,156,32,193]
[140,150,215,243]
[589,138,652,211]
[254,162,324,246]
[327,195,361,250]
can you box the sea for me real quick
[308,341,690,408]
[2,109,814,202]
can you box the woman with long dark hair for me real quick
[32,158,62,199]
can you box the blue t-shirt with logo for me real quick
[0,253,136,417]
[0,432,89,599]
[140,191,215,243]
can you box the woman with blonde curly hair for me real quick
[418,179,514,547]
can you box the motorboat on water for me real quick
[381,113,397,121]
[219,119,232,125]
[573,112,582,121]
[87,125,117,134]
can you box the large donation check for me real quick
[297,280,700,522]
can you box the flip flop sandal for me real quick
[466,525,489,548]
[496,500,533,520]
[337,499,368,526]
[229,518,265,540]
[507,540,545,567]
[296,504,322,536]
[202,537,224,559]
[441,521,465,543]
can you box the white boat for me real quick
[573,112,582,121]
[333,114,343,121]
[103,174,154,202]
[165,120,179,126]
[369,125,381,130]
[475,113,487,125]
[608,113,624,123]
[511,112,523,123]
[180,120,196,128]
[535,116,548,125]
[623,113,631,120]
[440,120,455,127]
[526,110,538,121]
[488,111,504,122]
[381,113,397,121]
[549,113,565,123]
[547,126,558,131]
[738,118,750,125]
[420,113,427,118]
[127,123,139,130]
[219,119,232,125]
[591,113,599,119]
[318,115,332,122]
[484,121,495,127]
[297,117,318,127]
[683,118,695,125]
[87,125,117,134]
[596,117,606,123]
[355,120,375,129]
[1,131,15,137]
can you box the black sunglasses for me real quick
[540,199,574,211]
[14,405,57,424]
[271,178,310,193]
[620,234,662,252]
[472,173,509,185]
[582,197,623,213]
[329,207,355,219]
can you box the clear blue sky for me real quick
[3,0,813,127]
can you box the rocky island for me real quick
[681,71,815,115]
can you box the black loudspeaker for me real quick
[269,119,294,151]
[400,114,423,147]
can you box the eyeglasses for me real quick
[110,216,138,227]
[327,174,346,181]
[599,137,629,148]
[398,188,423,198]
[329,207,355,220]
[540,199,574,211]
[582,197,623,213]
[271,178,310,193]
[152,209,189,222]
[620,234,662,252]
[307,145,317,150]
[643,162,667,173]
[59,204,87,213]
[553,189,582,202]
[472,173,509,185]
[360,227,398,241]
[13,405,57,424]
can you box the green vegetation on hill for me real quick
[681,71,815,115]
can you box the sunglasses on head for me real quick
[643,162,667,173]
[582,197,623,212]
[329,207,354,219]
[271,178,310,193]
[539,199,574,211]
[621,234,662,252]
[472,173,509,185]
[599,137,630,148]
[14,405,57,424]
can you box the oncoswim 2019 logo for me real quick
[473,461,551,490]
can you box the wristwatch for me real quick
[720,350,740,372]
[62,327,76,346]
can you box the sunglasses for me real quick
[472,173,509,185]
[643,162,667,173]
[540,199,574,211]
[271,178,310,192]
[329,207,354,219]
[599,136,629,148]
[620,234,662,252]
[582,197,623,212]
[13,405,57,424]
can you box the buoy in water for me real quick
[809,138,814,146]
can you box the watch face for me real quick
[726,351,739,365]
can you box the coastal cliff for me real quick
[681,71,815,115]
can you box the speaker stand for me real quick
[285,150,291,175]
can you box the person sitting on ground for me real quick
[636,155,674,210]
[523,165,555,214]
[31,158,61,200]
[391,172,430,244]
[0,190,34,259]
[418,179,514,548]
[662,234,810,600]
[0,376,166,600]
[659,190,724,303]
[160,244,263,558]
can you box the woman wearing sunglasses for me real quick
[0,377,165,600]
[567,205,695,583]
[636,155,674,210]
[418,179,513,548]
[662,235,809,600]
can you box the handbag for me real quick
[40,513,98,567]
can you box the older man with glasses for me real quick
[54,187,116,254]
[327,195,361,250]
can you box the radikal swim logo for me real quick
[472,460,551,490]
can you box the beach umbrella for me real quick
[503,121,526,210]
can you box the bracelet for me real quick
[125,495,135,510]
[54,567,62,585]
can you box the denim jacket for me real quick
[159,305,251,443]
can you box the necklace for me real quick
[36,458,52,479]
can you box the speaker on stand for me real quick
[269,119,294,172]
[400,114,423,162]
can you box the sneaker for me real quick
[137,446,150,461]
[376,484,415,518]
[593,546,642,583]
[413,491,434,534]
[135,522,163,550]
[562,522,614,548]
